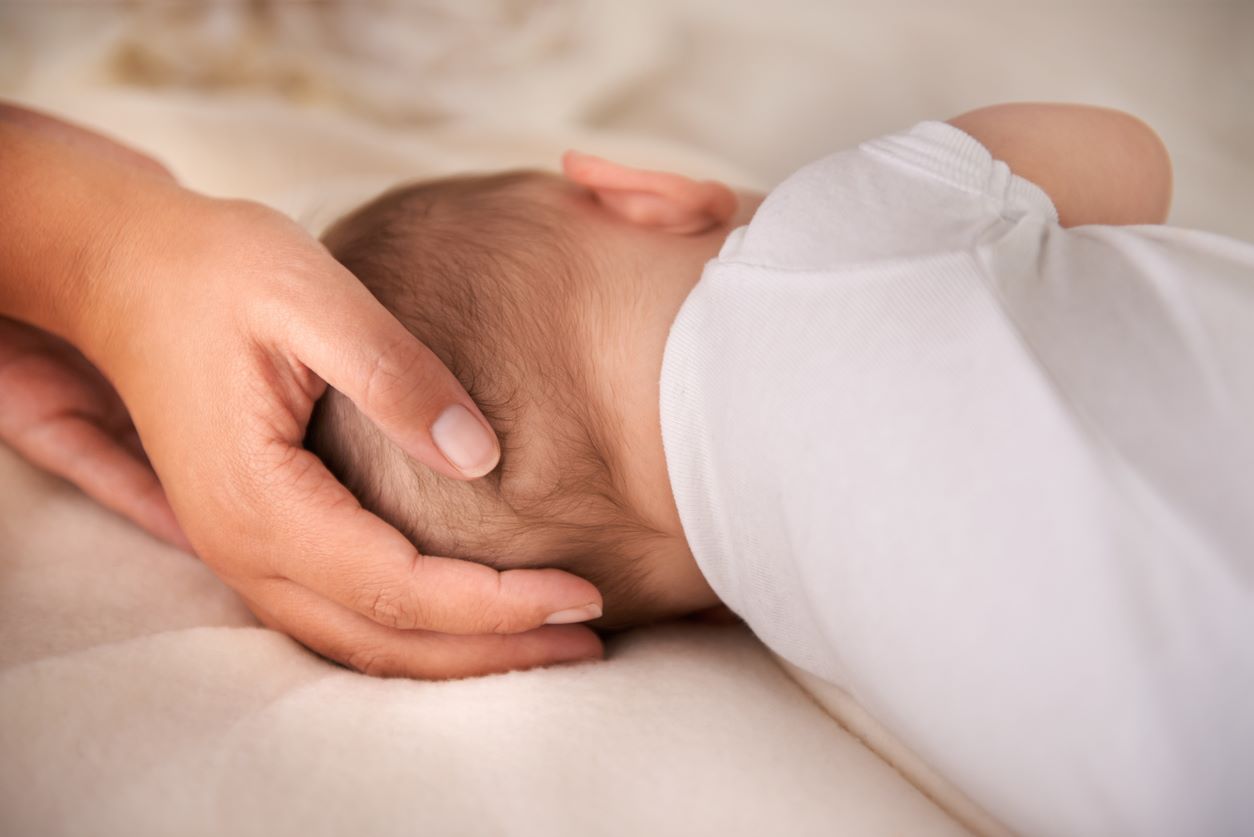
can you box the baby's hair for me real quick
[307,172,663,628]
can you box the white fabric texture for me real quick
[660,120,1254,837]
[0,441,972,837]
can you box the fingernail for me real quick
[432,404,499,477]
[544,604,603,625]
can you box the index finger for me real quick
[260,443,603,634]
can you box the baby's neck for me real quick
[571,193,765,614]
[578,241,732,614]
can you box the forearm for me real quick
[0,103,174,180]
[0,108,181,345]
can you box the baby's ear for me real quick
[561,150,738,235]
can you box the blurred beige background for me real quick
[1,0,1251,238]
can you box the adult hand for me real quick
[0,105,604,678]
[0,317,187,548]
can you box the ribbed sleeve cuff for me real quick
[861,120,1060,224]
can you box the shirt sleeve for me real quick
[717,120,1058,270]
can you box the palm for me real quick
[0,317,187,547]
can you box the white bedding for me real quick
[0,446,968,836]
[1,2,1248,834]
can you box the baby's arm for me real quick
[948,102,1173,227]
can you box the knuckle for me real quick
[484,572,515,635]
[344,647,401,678]
[358,580,422,629]
[361,340,442,422]
[486,605,513,635]
[361,340,412,414]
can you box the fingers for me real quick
[245,581,604,679]
[288,267,500,480]
[8,413,190,549]
[262,445,603,634]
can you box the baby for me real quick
[307,103,1254,836]
[308,162,757,629]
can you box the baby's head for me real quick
[308,158,758,628]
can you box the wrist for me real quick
[0,120,188,348]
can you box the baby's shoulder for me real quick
[720,122,1055,272]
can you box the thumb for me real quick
[289,263,500,480]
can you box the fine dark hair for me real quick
[306,172,661,628]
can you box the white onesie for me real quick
[659,121,1254,837]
